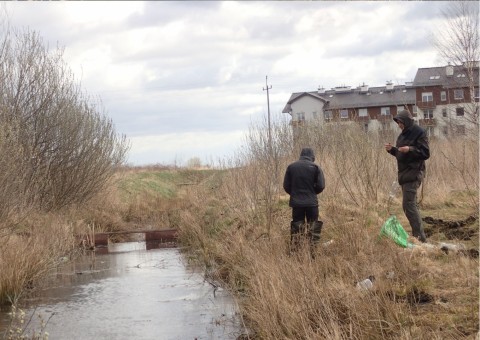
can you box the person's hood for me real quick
[393,110,414,129]
[299,147,315,162]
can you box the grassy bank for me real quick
[174,133,479,339]
[177,187,478,339]
[1,130,478,339]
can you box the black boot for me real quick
[310,220,323,244]
[290,221,304,253]
[308,220,323,258]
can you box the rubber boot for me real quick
[308,220,323,258]
[290,220,304,253]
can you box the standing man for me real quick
[283,147,325,253]
[385,110,430,243]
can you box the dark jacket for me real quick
[388,110,430,185]
[283,148,325,208]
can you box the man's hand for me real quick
[398,146,410,153]
[384,143,393,151]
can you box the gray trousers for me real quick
[401,180,426,242]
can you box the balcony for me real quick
[418,118,437,127]
[417,100,436,109]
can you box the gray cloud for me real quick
[126,1,221,28]
[3,1,448,165]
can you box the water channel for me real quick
[0,242,244,339]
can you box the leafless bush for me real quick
[0,26,129,220]
[0,119,32,230]
[433,1,480,133]
[214,113,293,235]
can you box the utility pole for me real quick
[262,76,274,236]
[263,75,272,155]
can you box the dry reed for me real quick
[177,118,479,339]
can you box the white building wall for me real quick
[289,95,325,123]
[368,119,396,131]
[419,103,477,138]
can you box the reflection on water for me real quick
[0,242,243,340]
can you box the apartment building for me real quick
[413,63,479,137]
[283,63,479,137]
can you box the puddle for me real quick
[0,242,244,339]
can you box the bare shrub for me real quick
[186,157,202,169]
[432,1,480,134]
[0,26,129,217]
[215,113,293,235]
[0,120,32,231]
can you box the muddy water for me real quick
[0,242,243,340]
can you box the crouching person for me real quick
[283,148,325,256]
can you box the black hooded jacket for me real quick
[283,148,325,208]
[388,110,430,185]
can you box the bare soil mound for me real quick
[423,214,478,240]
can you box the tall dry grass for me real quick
[178,117,479,339]
[424,137,478,209]
[0,214,77,305]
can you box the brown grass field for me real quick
[175,132,479,339]
[0,129,478,339]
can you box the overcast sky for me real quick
[3,1,449,166]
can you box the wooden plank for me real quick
[78,229,178,247]
[145,229,178,242]
[94,229,178,246]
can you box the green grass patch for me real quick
[118,171,178,199]
[116,169,223,200]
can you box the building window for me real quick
[324,111,332,121]
[454,89,464,100]
[442,126,448,136]
[358,108,368,117]
[412,105,418,114]
[442,108,447,117]
[297,112,305,121]
[423,109,433,119]
[475,88,479,99]
[312,111,318,119]
[456,107,464,116]
[441,91,447,101]
[381,107,390,115]
[422,92,433,102]
[340,109,348,119]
